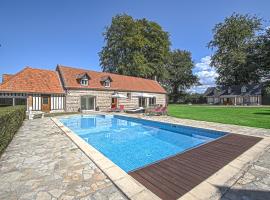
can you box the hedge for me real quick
[0,106,26,156]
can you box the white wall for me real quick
[32,94,41,111]
[51,95,65,110]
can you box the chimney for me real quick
[2,74,13,83]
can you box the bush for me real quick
[0,106,26,156]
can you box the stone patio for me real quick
[221,146,270,200]
[0,118,127,200]
[0,114,270,200]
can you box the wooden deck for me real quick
[129,134,262,200]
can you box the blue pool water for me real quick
[60,115,226,172]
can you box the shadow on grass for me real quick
[216,186,269,200]
[253,111,270,115]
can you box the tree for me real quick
[165,50,199,103]
[208,13,262,85]
[252,28,270,79]
[99,14,170,80]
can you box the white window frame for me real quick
[241,86,247,93]
[80,79,89,86]
[127,93,131,99]
[149,97,156,106]
[104,80,111,87]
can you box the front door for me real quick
[41,95,51,112]
[111,98,118,108]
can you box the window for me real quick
[149,97,156,106]
[241,86,247,93]
[228,87,232,94]
[111,98,117,104]
[42,97,49,104]
[139,97,146,107]
[127,93,131,99]
[0,98,12,106]
[81,96,95,110]
[80,79,88,86]
[15,98,26,105]
[104,80,110,87]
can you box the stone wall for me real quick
[66,89,167,112]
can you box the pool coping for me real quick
[51,114,270,200]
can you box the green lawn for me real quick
[168,104,270,129]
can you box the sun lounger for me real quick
[125,107,145,113]
[146,106,167,116]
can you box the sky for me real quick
[0,0,270,93]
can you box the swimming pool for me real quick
[60,115,226,172]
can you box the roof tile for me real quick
[57,65,167,94]
[0,67,64,94]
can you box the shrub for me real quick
[0,106,26,156]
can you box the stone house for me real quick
[0,65,167,112]
[204,84,263,105]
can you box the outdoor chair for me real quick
[125,107,145,113]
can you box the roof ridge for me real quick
[57,65,157,82]
[25,66,57,73]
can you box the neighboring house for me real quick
[204,84,263,105]
[0,65,167,112]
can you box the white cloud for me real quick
[188,56,218,94]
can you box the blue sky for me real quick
[0,0,269,92]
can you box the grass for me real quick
[168,104,270,129]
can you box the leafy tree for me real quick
[252,28,270,79]
[208,13,262,85]
[165,50,199,103]
[99,14,170,80]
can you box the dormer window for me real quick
[76,72,90,86]
[241,86,247,93]
[80,79,88,86]
[104,80,110,87]
[100,75,112,88]
[228,87,232,94]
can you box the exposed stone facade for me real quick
[66,89,166,112]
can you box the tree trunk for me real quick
[172,85,179,103]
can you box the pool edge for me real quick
[177,137,270,200]
[51,117,161,200]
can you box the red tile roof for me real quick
[0,67,64,94]
[57,65,167,94]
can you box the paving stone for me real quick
[0,118,127,200]
[36,191,51,200]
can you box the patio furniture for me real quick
[125,107,145,113]
[159,106,167,115]
[119,105,125,112]
[146,106,167,116]
[107,105,125,112]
